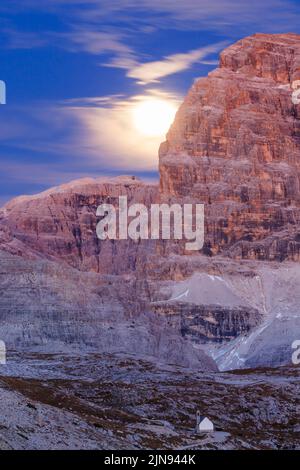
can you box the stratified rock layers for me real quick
[0,176,158,274]
[160,33,300,260]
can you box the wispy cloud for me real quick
[60,29,133,56]
[0,27,136,61]
[124,42,227,84]
[32,0,300,34]
[60,90,182,169]
[0,90,175,204]
[0,28,47,49]
[1,1,300,53]
[1,0,299,91]
[0,90,182,176]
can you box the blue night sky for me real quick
[0,0,300,205]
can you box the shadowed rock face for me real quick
[151,302,262,343]
[159,33,300,261]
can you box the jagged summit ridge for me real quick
[220,33,300,82]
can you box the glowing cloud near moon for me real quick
[132,98,177,137]
[64,91,181,171]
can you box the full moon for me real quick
[132,99,177,137]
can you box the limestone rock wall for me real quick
[159,34,300,260]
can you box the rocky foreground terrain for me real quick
[0,353,299,450]
[0,33,300,449]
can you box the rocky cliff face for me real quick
[0,250,217,371]
[160,33,300,261]
[0,176,158,274]
[1,34,300,371]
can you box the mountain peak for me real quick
[160,33,300,261]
